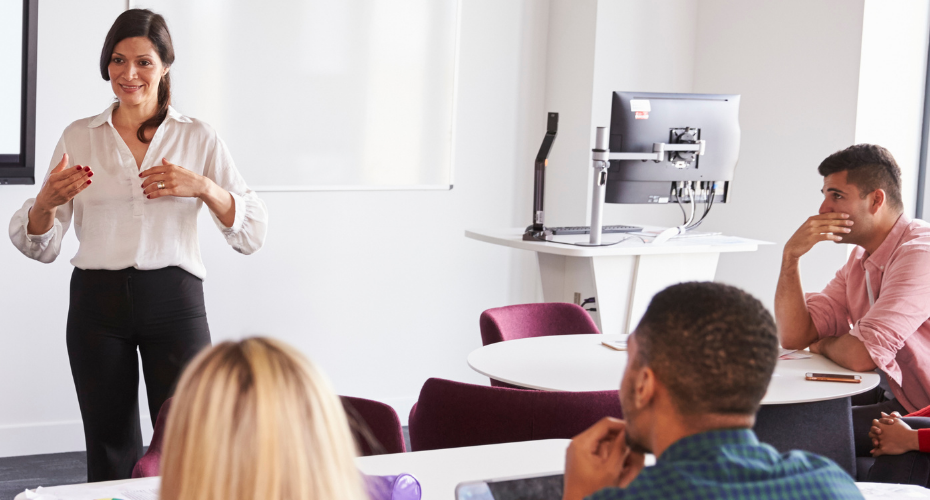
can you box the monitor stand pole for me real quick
[523,113,558,242]
[578,127,610,246]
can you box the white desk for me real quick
[13,440,569,500]
[357,439,568,499]
[466,228,769,335]
[467,334,881,405]
[14,440,929,500]
[467,334,879,476]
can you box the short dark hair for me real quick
[817,144,903,212]
[99,9,175,144]
[632,282,778,416]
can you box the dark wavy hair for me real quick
[99,9,175,144]
[632,282,778,416]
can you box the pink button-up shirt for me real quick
[807,215,930,412]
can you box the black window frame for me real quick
[0,0,38,185]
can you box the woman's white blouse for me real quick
[8,104,268,280]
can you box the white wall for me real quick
[692,0,867,307]
[854,0,930,217]
[593,0,701,228]
[542,0,598,227]
[0,0,548,456]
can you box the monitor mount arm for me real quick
[582,128,705,245]
[523,112,559,241]
[606,141,705,164]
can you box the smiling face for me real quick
[819,170,876,246]
[108,36,167,111]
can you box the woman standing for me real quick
[8,9,267,481]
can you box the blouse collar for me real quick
[87,102,192,128]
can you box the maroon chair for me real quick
[132,397,171,478]
[342,395,406,455]
[480,303,600,387]
[407,378,622,452]
[132,395,405,478]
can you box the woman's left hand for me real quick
[140,158,209,199]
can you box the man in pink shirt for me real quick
[775,143,930,459]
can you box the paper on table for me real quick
[23,477,160,500]
[778,348,812,360]
[602,339,627,351]
[856,481,930,499]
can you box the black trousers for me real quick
[868,417,930,486]
[67,267,212,482]
[851,384,908,457]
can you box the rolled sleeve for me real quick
[8,199,67,263]
[208,189,268,255]
[204,132,268,255]
[849,248,930,385]
[806,266,851,339]
[8,135,73,263]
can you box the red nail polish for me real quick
[83,166,91,172]
[138,173,142,177]
[75,165,82,170]
[86,180,92,185]
[88,172,94,177]
[147,195,151,199]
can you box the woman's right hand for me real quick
[35,154,93,211]
[28,154,93,235]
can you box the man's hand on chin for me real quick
[562,417,644,500]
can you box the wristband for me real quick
[917,428,930,453]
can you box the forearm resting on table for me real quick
[26,203,56,235]
[775,257,820,349]
[200,181,235,228]
[818,334,877,372]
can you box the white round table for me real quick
[467,334,880,405]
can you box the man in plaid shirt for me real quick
[562,282,862,500]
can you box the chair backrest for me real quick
[342,395,407,456]
[132,395,404,478]
[407,378,622,452]
[479,303,600,346]
[131,397,172,478]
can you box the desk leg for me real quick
[622,252,719,334]
[536,252,624,333]
[538,252,722,335]
[755,398,856,477]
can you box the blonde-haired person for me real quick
[159,337,367,500]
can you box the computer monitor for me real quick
[605,91,740,204]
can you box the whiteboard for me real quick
[137,0,459,191]
[0,0,22,155]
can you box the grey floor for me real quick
[0,451,87,500]
[0,428,412,500]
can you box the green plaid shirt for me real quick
[588,429,863,500]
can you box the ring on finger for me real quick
[157,181,166,190]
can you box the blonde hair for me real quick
[159,337,367,500]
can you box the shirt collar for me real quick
[87,102,192,128]
[861,213,910,271]
[658,428,758,464]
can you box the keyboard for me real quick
[549,225,641,235]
